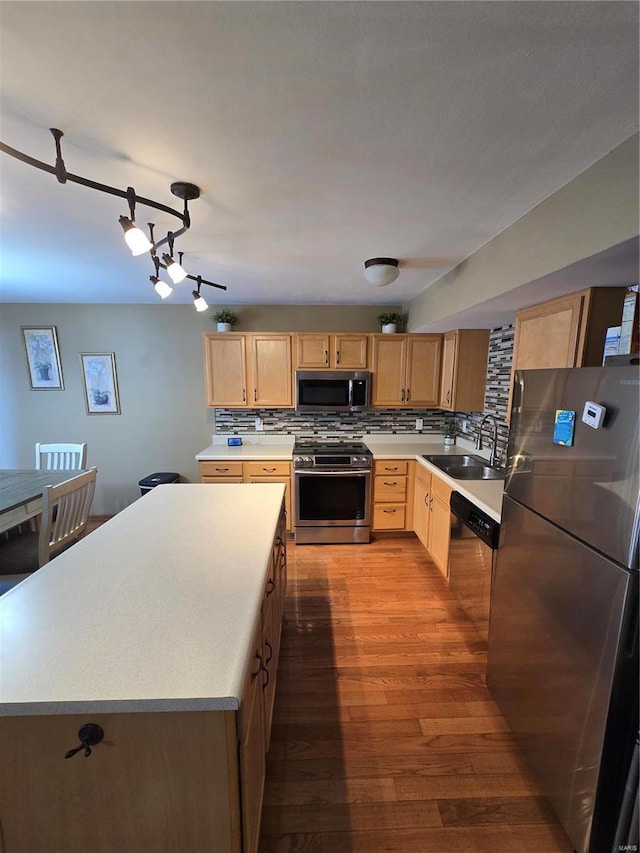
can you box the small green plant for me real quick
[376,312,403,329]
[211,309,237,326]
[443,422,459,437]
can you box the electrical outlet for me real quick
[415,418,423,431]
[462,420,470,433]
[254,417,263,431]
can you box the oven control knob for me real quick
[352,456,370,467]
[294,455,313,467]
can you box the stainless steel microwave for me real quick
[295,370,370,413]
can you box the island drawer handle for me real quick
[250,652,263,682]
[266,577,276,596]
[64,723,104,760]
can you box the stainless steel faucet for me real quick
[476,414,500,467]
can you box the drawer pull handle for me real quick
[266,577,275,596]
[383,481,397,487]
[250,652,263,682]
[262,467,276,472]
[383,509,396,514]
[385,466,399,471]
[215,467,230,472]
[64,723,104,760]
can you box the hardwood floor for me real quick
[259,536,574,853]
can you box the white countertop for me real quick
[195,433,504,521]
[197,435,295,461]
[0,483,285,717]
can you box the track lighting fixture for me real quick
[151,276,173,299]
[0,127,229,311]
[193,277,209,312]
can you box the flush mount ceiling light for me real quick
[363,257,400,287]
[0,128,228,309]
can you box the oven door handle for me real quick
[295,469,371,475]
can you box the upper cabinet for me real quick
[508,287,627,417]
[295,333,368,369]
[371,334,442,407]
[203,333,293,408]
[439,329,490,412]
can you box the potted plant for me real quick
[211,309,237,332]
[376,312,403,334]
[443,422,459,446]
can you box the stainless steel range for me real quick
[293,439,372,544]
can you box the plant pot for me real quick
[443,436,456,446]
[381,323,397,334]
[217,322,232,332]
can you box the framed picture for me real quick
[21,326,65,390]
[80,352,121,415]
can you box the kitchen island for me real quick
[0,483,287,853]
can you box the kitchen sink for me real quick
[422,453,506,481]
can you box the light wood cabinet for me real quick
[508,287,627,418]
[439,329,490,412]
[203,333,293,408]
[199,460,293,532]
[295,333,368,369]
[371,334,442,407]
[372,459,415,531]
[0,505,287,853]
[413,464,453,579]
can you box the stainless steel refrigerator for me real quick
[487,366,639,853]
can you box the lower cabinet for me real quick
[0,508,288,853]
[199,460,292,532]
[372,459,415,531]
[413,464,453,579]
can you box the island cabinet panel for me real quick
[0,710,241,853]
[295,333,368,369]
[0,490,287,853]
[370,334,441,407]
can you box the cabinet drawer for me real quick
[244,461,291,477]
[374,460,408,475]
[374,475,407,502]
[199,461,244,477]
[431,472,453,504]
[201,476,244,484]
[373,503,406,530]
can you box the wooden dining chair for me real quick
[35,442,88,471]
[0,468,97,579]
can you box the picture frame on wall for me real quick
[80,352,121,415]
[21,326,65,390]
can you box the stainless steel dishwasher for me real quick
[448,491,500,643]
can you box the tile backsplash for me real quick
[214,323,515,451]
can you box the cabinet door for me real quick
[513,293,584,371]
[332,334,368,369]
[250,334,293,407]
[371,335,407,406]
[413,469,431,549]
[238,625,266,853]
[203,334,248,407]
[439,332,457,410]
[405,335,441,407]
[429,492,451,580]
[295,334,330,368]
[261,577,278,748]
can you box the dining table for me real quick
[0,470,84,535]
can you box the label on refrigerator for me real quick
[553,410,576,446]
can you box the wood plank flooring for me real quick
[259,536,574,853]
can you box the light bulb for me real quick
[152,276,173,299]
[119,216,152,256]
[163,254,187,284]
[193,290,208,312]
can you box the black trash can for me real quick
[139,472,180,496]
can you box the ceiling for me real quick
[0,1,638,316]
